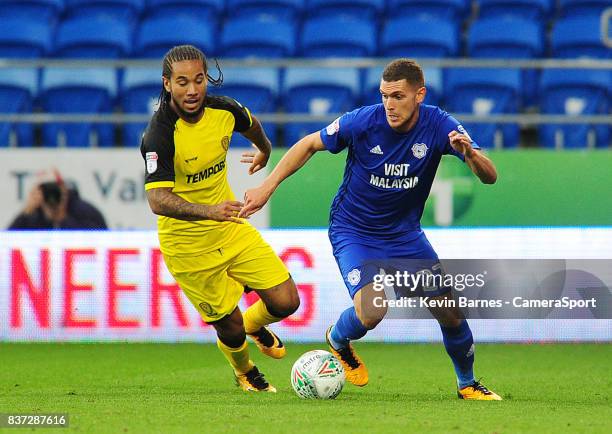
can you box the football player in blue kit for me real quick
[239,59,501,400]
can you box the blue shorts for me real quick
[329,230,450,299]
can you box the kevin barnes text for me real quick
[373,296,598,310]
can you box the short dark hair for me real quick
[382,59,425,88]
[158,45,223,107]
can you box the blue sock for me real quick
[441,320,475,389]
[329,307,368,349]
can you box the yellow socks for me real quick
[243,300,283,334]
[216,338,254,375]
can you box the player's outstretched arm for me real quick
[239,132,326,218]
[449,131,497,184]
[146,187,244,223]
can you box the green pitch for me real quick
[1,343,610,433]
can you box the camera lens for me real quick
[40,182,62,206]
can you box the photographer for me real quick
[8,170,107,230]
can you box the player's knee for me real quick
[286,290,301,316]
[271,294,300,318]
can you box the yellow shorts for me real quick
[162,224,290,323]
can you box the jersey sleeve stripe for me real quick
[245,106,253,128]
[145,181,175,190]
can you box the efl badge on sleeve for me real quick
[326,117,340,135]
[457,124,473,142]
[146,151,158,174]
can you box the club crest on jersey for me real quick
[326,117,340,135]
[347,268,361,286]
[221,135,230,151]
[411,143,428,159]
[146,151,158,174]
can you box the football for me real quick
[290,350,345,399]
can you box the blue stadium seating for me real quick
[221,17,295,58]
[477,0,552,20]
[387,0,468,20]
[468,16,543,58]
[54,16,132,58]
[210,67,279,147]
[0,69,38,147]
[145,0,223,21]
[306,0,385,21]
[283,67,360,144]
[65,0,144,21]
[227,0,303,21]
[301,17,376,57]
[40,68,117,147]
[445,68,522,148]
[559,0,612,17]
[381,16,458,57]
[121,67,161,147]
[468,16,543,106]
[0,17,52,58]
[551,16,611,58]
[135,15,215,57]
[362,66,443,107]
[539,69,610,148]
[0,0,63,21]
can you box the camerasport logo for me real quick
[146,152,158,174]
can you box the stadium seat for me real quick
[362,66,443,107]
[226,0,303,21]
[0,0,63,21]
[559,0,612,17]
[300,17,376,57]
[468,16,543,58]
[220,17,295,58]
[0,68,38,147]
[0,17,52,58]
[135,15,215,58]
[468,16,543,106]
[539,69,610,148]
[54,16,132,58]
[145,0,224,21]
[120,67,161,147]
[386,0,468,20]
[40,68,117,147]
[477,0,552,20]
[445,68,522,148]
[283,67,360,145]
[381,16,458,58]
[64,0,144,21]
[551,16,611,59]
[209,67,279,147]
[305,0,385,21]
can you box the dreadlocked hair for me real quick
[158,44,223,107]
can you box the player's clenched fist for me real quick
[448,130,475,158]
[206,200,245,223]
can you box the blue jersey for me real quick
[320,103,479,244]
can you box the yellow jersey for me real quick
[140,95,253,256]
